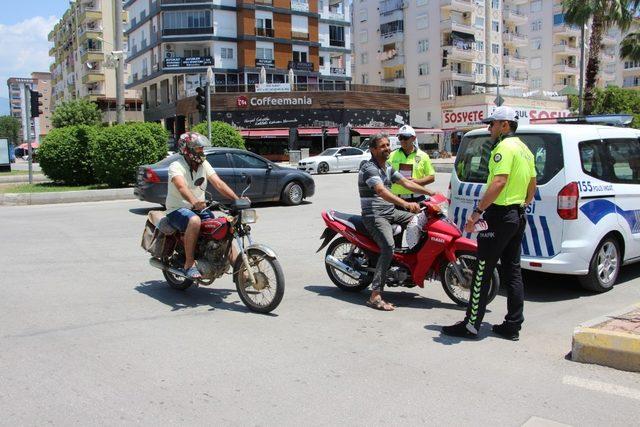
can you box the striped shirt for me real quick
[358,160,403,217]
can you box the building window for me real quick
[491,0,500,8]
[319,56,324,66]
[380,20,404,36]
[256,47,274,59]
[418,84,430,99]
[530,57,542,69]
[531,20,542,31]
[530,0,542,12]
[416,14,428,30]
[476,41,484,51]
[492,44,499,54]
[418,63,430,76]
[360,52,368,64]
[553,14,565,26]
[426,111,431,121]
[417,39,429,53]
[492,20,499,32]
[361,73,369,84]
[293,50,308,62]
[358,9,367,22]
[359,30,368,43]
[531,78,542,89]
[330,25,346,46]
[163,10,212,30]
[475,63,484,74]
[416,0,427,6]
[532,38,542,50]
[475,17,485,28]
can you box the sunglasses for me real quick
[397,135,412,140]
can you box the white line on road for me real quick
[562,375,640,401]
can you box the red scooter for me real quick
[317,194,499,306]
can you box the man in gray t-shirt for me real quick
[359,133,435,311]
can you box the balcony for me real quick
[553,43,579,55]
[330,39,346,47]
[255,0,273,4]
[79,7,102,23]
[553,63,579,75]
[554,23,580,37]
[330,67,347,75]
[441,66,477,82]
[439,0,475,13]
[381,76,405,87]
[440,19,475,36]
[80,49,104,63]
[601,52,616,62]
[291,30,309,41]
[553,82,576,92]
[503,54,527,68]
[602,33,617,45]
[163,27,213,36]
[502,32,528,47]
[291,0,309,12]
[443,44,477,61]
[82,71,105,84]
[380,31,404,44]
[503,8,527,25]
[256,27,275,38]
[382,54,405,68]
[502,76,528,87]
[322,9,346,21]
[79,28,103,44]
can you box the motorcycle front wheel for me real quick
[325,237,372,292]
[440,251,500,307]
[233,248,285,313]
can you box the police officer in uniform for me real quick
[442,106,537,341]
[388,125,436,205]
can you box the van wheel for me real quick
[579,237,620,292]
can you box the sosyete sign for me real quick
[442,105,571,128]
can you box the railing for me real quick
[182,83,405,95]
[255,0,273,5]
[163,27,213,36]
[379,0,405,15]
[330,39,346,47]
[330,67,346,75]
[256,27,275,37]
[291,31,309,40]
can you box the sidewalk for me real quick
[0,188,135,206]
[572,303,640,372]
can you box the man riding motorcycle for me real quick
[165,132,244,279]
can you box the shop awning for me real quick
[298,127,339,136]
[242,128,290,138]
[17,142,39,149]
[352,127,443,136]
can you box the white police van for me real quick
[450,117,640,292]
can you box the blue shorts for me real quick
[166,208,214,232]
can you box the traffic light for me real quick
[29,89,43,118]
[322,126,328,139]
[195,86,206,112]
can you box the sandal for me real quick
[366,298,395,311]
[184,265,202,280]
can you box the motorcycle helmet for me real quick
[178,132,211,165]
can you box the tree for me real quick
[620,31,640,61]
[0,116,21,145]
[51,100,102,128]
[191,121,245,149]
[38,126,98,185]
[563,0,636,114]
[568,86,640,127]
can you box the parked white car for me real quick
[298,147,371,174]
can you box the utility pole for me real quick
[114,0,125,124]
[24,85,33,184]
[578,24,586,115]
[206,67,213,141]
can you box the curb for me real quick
[0,188,135,206]
[0,174,48,184]
[571,303,640,372]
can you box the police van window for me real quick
[455,133,563,185]
[580,138,640,184]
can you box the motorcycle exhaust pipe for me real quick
[148,257,188,278]
[325,255,362,280]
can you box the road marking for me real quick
[521,416,571,427]
[562,375,640,401]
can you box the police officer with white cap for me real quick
[442,106,537,341]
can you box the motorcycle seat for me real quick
[147,211,177,235]
[331,211,402,237]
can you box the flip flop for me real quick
[184,265,202,280]
[366,298,395,311]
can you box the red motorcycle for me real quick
[317,194,499,306]
[142,177,284,313]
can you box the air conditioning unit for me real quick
[165,51,174,58]
[165,44,173,51]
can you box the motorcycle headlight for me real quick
[240,209,258,224]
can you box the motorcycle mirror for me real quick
[194,177,205,187]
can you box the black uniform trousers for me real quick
[464,204,526,333]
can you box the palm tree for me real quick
[563,0,636,114]
[620,31,640,61]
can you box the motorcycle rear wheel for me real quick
[440,251,500,307]
[162,256,194,290]
[325,237,372,292]
[233,248,285,313]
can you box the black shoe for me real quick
[492,323,520,341]
[441,321,478,339]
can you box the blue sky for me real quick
[0,1,69,98]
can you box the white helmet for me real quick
[397,124,416,138]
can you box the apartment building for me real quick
[353,0,636,144]
[6,73,53,144]
[124,0,360,136]
[48,0,143,123]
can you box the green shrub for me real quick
[135,122,170,149]
[91,124,167,187]
[191,121,245,149]
[38,125,98,185]
[51,100,102,128]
